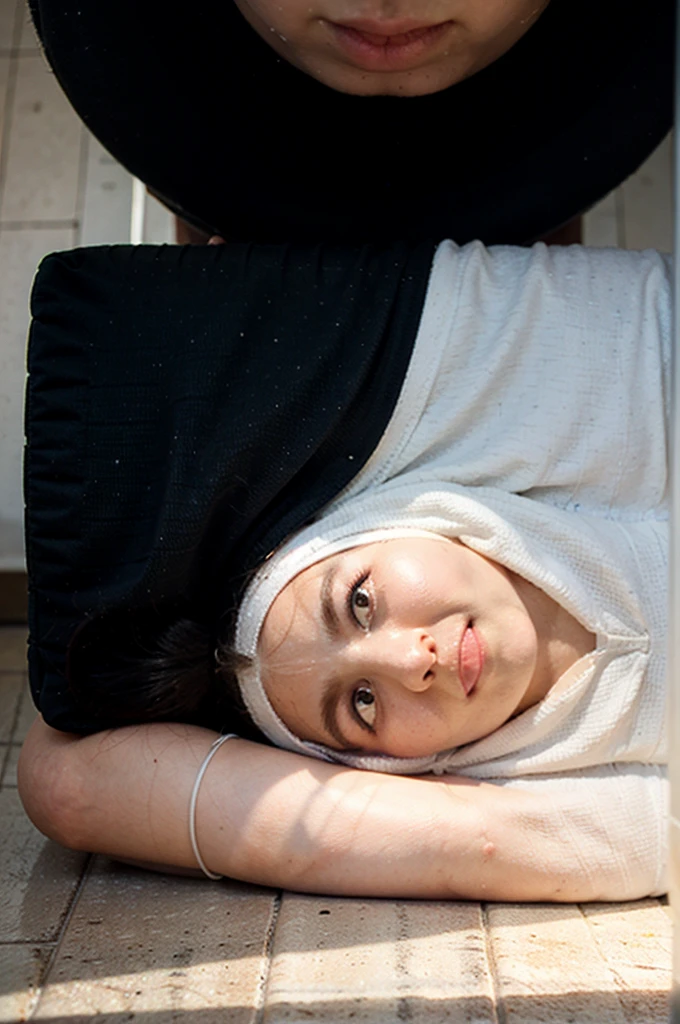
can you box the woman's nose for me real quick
[360,628,436,692]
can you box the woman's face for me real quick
[258,537,544,758]
[232,0,550,96]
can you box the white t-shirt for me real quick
[346,241,669,898]
[237,242,670,898]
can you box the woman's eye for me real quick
[350,581,372,630]
[352,686,376,728]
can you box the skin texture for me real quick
[259,537,595,757]
[18,716,619,901]
[232,0,551,96]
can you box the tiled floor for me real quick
[0,0,676,1019]
[0,630,673,1022]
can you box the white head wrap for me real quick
[232,466,609,775]
[234,517,448,775]
[233,474,514,776]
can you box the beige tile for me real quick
[0,626,26,671]
[13,679,36,741]
[583,189,620,249]
[264,895,495,1023]
[1,741,18,785]
[18,1,40,52]
[0,517,23,572]
[0,943,53,1022]
[486,902,650,1024]
[0,226,75,550]
[0,57,10,164]
[35,859,276,1020]
[1,55,83,221]
[78,132,133,245]
[620,134,672,253]
[0,670,22,740]
[582,901,671,1023]
[0,0,19,52]
[0,789,87,942]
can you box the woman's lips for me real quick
[327,20,454,72]
[459,623,484,696]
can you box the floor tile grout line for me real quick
[27,852,95,1020]
[578,901,634,1019]
[0,940,57,948]
[10,0,24,50]
[254,890,283,1024]
[481,902,506,1024]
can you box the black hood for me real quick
[24,240,434,732]
[29,0,673,244]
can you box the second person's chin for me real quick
[296,56,471,96]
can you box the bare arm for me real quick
[17,717,658,902]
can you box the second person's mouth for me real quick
[326,20,455,72]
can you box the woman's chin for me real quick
[292,51,474,97]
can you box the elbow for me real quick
[17,718,92,852]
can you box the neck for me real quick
[509,572,596,714]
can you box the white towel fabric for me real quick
[235,241,670,898]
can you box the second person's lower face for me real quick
[232,0,551,96]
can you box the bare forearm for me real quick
[18,718,482,895]
[17,718,610,901]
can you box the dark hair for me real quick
[65,605,263,739]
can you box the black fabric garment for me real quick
[29,0,673,245]
[25,241,434,733]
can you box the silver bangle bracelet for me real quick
[189,733,237,880]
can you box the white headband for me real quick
[231,474,516,775]
[233,515,451,775]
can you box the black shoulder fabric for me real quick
[29,0,673,244]
[25,241,434,733]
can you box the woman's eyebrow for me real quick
[320,678,358,752]
[320,564,341,639]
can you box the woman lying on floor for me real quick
[18,241,668,903]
